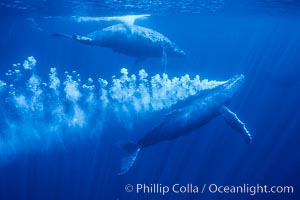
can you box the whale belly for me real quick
[139,102,219,148]
[107,35,164,57]
[97,24,173,57]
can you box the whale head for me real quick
[210,74,244,106]
[222,74,244,102]
[223,74,245,93]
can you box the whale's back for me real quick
[86,24,185,58]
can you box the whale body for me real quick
[119,74,252,175]
[52,23,185,64]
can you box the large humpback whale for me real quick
[119,74,252,175]
[52,20,185,67]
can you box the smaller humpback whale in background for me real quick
[52,15,185,68]
[119,74,252,175]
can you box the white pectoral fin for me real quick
[221,107,252,144]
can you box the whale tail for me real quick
[52,34,93,45]
[118,142,141,175]
[51,33,73,38]
[51,34,82,42]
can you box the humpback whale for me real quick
[52,18,185,66]
[119,74,252,175]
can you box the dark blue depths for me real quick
[0,2,299,200]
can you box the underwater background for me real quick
[0,0,299,199]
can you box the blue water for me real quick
[0,1,300,200]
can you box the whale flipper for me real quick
[118,142,141,175]
[221,106,252,143]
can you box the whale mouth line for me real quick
[225,74,244,90]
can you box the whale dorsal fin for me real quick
[74,14,150,26]
[221,106,252,144]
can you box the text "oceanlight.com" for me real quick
[124,183,294,196]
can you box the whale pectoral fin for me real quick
[221,107,252,144]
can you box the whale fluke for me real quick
[118,142,141,175]
[51,33,73,38]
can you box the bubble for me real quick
[22,56,36,70]
[0,56,225,162]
